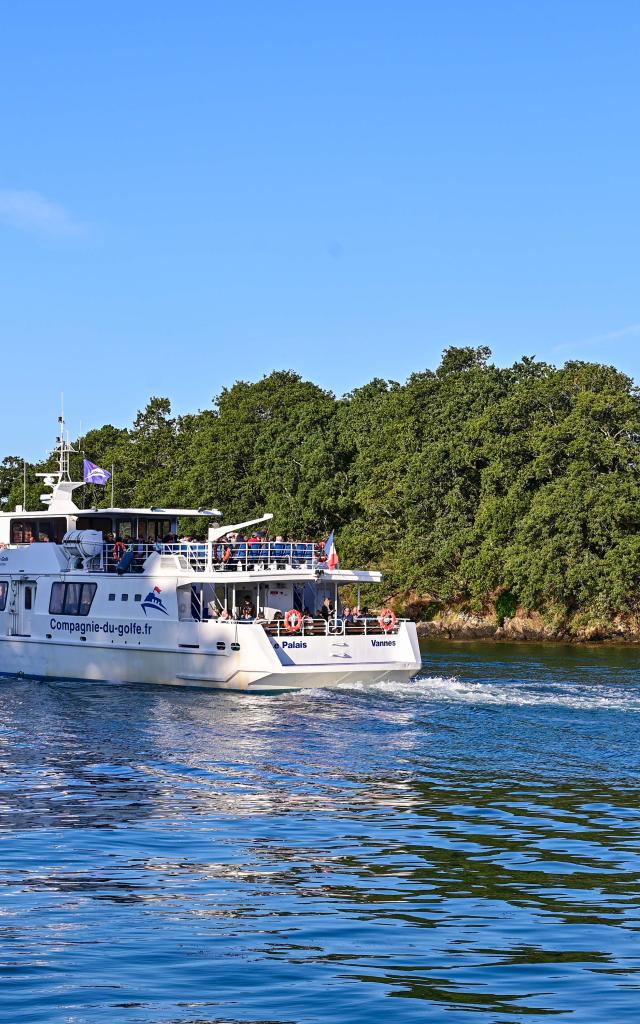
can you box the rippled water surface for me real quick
[2,642,640,1023]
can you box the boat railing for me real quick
[98,540,327,574]
[261,617,402,637]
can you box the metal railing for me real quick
[98,540,327,574]
[261,617,402,637]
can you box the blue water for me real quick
[2,641,640,1023]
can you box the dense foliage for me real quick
[4,349,640,623]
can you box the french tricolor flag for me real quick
[324,531,339,570]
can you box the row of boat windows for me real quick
[50,583,97,616]
[10,518,68,544]
[0,582,241,649]
[0,581,141,616]
[9,517,175,545]
[52,585,149,615]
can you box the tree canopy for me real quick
[6,350,640,626]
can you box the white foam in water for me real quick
[335,675,640,711]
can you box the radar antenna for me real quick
[35,397,83,512]
[56,396,78,482]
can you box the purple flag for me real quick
[83,460,111,485]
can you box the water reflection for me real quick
[0,646,639,1022]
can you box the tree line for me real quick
[3,346,640,626]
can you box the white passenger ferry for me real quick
[0,426,421,692]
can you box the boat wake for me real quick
[335,674,640,711]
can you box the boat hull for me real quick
[0,636,421,693]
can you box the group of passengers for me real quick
[101,527,327,574]
[204,596,371,626]
[213,532,322,569]
[102,530,186,571]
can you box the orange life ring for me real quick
[113,540,127,562]
[284,609,303,633]
[378,608,397,632]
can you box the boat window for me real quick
[139,519,171,542]
[78,586,97,615]
[49,584,65,614]
[24,586,34,610]
[0,582,7,611]
[134,594,141,602]
[231,642,240,651]
[76,516,112,535]
[10,517,67,544]
[216,641,226,651]
[115,519,133,540]
[49,582,98,616]
[64,583,83,614]
[108,593,116,601]
[121,593,128,601]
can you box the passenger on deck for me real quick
[220,608,231,621]
[342,606,354,624]
[320,597,334,621]
[133,534,146,563]
[113,537,128,563]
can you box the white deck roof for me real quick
[0,506,222,518]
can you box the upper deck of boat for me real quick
[0,537,382,583]
[106,539,329,574]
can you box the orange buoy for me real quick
[284,609,304,633]
[378,608,397,632]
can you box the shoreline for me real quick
[415,613,640,645]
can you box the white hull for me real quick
[0,635,420,692]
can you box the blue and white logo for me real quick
[141,586,169,615]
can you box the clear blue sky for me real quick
[1,1,639,460]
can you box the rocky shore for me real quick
[414,609,640,644]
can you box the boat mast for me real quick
[35,399,82,512]
[58,395,72,482]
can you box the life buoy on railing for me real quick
[113,540,127,562]
[284,609,303,633]
[378,608,397,632]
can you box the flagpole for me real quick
[23,460,26,512]
[111,465,114,507]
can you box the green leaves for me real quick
[10,347,640,623]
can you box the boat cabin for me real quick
[2,511,180,546]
